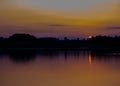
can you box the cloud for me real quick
[107,27,120,30]
[47,24,65,27]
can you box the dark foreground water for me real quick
[0,50,120,86]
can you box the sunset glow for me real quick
[0,1,120,86]
[0,0,119,37]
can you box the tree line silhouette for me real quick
[0,33,120,49]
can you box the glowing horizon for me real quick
[0,0,119,38]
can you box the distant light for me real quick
[88,36,92,39]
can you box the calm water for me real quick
[0,50,120,86]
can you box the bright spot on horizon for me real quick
[88,36,93,39]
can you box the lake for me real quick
[0,49,120,86]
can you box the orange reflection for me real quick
[88,52,92,64]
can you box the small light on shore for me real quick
[88,36,92,39]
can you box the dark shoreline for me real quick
[0,48,120,50]
[0,33,120,49]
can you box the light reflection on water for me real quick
[0,50,120,86]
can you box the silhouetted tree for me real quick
[0,33,119,49]
[8,33,36,42]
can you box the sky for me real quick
[17,0,113,11]
[0,0,120,38]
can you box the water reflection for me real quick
[90,50,120,63]
[0,49,120,86]
[0,49,120,64]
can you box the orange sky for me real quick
[0,1,119,38]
